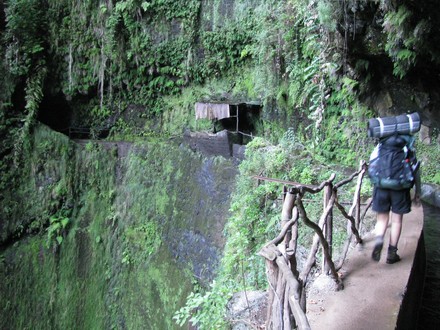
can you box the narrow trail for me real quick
[307,205,424,330]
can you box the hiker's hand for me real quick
[413,194,421,206]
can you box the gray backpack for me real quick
[368,134,419,190]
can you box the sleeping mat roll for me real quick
[367,112,421,138]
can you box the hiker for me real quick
[368,133,421,264]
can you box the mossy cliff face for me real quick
[0,125,237,329]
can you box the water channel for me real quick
[417,202,440,329]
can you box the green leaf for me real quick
[141,1,152,11]
[49,215,58,224]
[396,49,415,61]
[61,217,70,228]
[51,222,61,231]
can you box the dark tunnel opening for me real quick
[216,103,261,136]
[37,93,72,135]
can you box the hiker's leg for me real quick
[387,213,403,264]
[375,212,390,238]
[372,212,389,261]
[386,189,408,264]
[372,187,392,262]
[372,188,391,238]
[389,212,403,247]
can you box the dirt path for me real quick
[306,204,424,330]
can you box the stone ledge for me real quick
[421,183,440,208]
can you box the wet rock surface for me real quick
[421,183,440,208]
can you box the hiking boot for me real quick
[386,245,401,264]
[372,242,383,262]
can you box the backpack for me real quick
[368,134,420,190]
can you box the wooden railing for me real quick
[256,161,371,330]
[68,126,110,139]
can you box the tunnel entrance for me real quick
[37,94,111,139]
[190,101,262,158]
[217,102,260,135]
[37,93,72,135]
[195,101,261,137]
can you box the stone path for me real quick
[307,204,424,329]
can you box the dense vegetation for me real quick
[0,124,238,329]
[2,0,440,165]
[1,0,440,329]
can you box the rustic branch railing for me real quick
[256,160,370,330]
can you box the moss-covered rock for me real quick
[0,124,237,329]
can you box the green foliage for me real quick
[417,140,440,185]
[46,210,70,248]
[4,1,440,329]
[176,124,369,328]
[176,138,299,328]
[40,0,253,124]
[0,125,116,329]
[200,18,256,78]
[174,280,231,328]
[317,0,337,32]
[0,109,17,192]
[382,4,430,78]
[14,66,47,165]
[28,0,202,122]
[2,125,226,329]
[1,0,352,142]
[124,221,162,261]
[301,64,374,166]
[4,0,47,76]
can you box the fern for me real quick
[14,65,47,165]
[383,4,423,78]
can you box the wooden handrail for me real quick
[257,161,369,329]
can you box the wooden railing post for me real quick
[355,161,367,229]
[323,182,333,274]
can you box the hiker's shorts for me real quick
[372,187,411,214]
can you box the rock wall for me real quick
[421,183,440,208]
[0,124,237,329]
